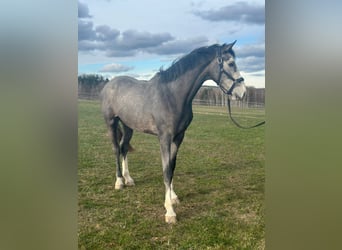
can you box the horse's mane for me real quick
[154,44,221,83]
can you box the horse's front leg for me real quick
[159,132,184,223]
[159,135,177,224]
[168,131,184,205]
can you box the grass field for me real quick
[78,99,265,249]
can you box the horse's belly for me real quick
[133,119,158,135]
[118,111,158,135]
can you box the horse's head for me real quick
[211,41,246,100]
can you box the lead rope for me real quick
[227,97,265,129]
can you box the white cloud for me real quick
[99,63,134,73]
[193,1,264,24]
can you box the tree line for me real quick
[78,74,109,99]
[78,74,109,88]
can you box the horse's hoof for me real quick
[115,178,124,190]
[114,183,124,190]
[125,178,135,187]
[165,216,177,224]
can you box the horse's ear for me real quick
[222,40,237,52]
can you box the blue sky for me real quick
[78,0,265,88]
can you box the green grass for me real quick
[78,100,265,249]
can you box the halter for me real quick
[216,52,244,96]
[216,48,265,129]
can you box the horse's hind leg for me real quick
[120,123,134,186]
[108,117,124,190]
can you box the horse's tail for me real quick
[117,126,134,152]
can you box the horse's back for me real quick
[102,76,141,93]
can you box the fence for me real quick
[78,91,101,100]
[192,98,265,108]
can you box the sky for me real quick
[78,0,265,88]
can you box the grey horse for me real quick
[101,41,246,223]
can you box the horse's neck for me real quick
[176,63,212,106]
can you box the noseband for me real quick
[216,56,244,95]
